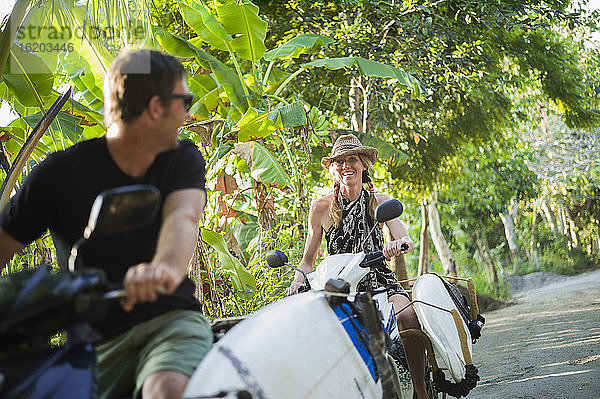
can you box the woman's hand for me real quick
[383,238,414,259]
[285,277,306,296]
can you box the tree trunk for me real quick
[383,225,409,289]
[554,203,567,235]
[568,218,580,249]
[469,232,493,277]
[349,75,363,132]
[479,220,499,285]
[541,199,559,234]
[500,211,519,257]
[418,204,429,276]
[499,203,521,272]
[529,199,541,270]
[427,197,458,277]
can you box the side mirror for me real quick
[265,250,311,291]
[84,185,161,238]
[266,250,288,269]
[69,185,161,271]
[374,199,403,223]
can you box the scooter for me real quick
[0,184,161,399]
[183,199,485,399]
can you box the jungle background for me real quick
[0,0,599,319]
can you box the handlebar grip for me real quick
[297,285,310,293]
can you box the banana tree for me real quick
[162,0,423,251]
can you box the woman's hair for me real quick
[328,153,377,227]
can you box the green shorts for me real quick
[94,310,212,399]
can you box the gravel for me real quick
[505,272,570,296]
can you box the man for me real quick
[0,49,211,399]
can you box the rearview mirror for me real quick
[84,185,161,238]
[266,250,288,269]
[374,199,403,223]
[69,185,161,272]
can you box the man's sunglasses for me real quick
[160,93,194,111]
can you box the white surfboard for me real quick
[412,274,473,383]
[184,291,383,399]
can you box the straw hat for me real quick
[321,134,378,168]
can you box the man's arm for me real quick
[121,188,206,311]
[0,228,26,270]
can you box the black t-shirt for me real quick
[0,136,206,338]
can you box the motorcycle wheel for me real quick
[420,365,439,399]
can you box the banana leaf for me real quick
[0,125,50,162]
[155,28,249,112]
[23,111,84,144]
[3,43,54,108]
[0,0,30,78]
[180,0,231,51]
[229,212,258,257]
[235,107,279,142]
[0,87,71,207]
[188,74,222,118]
[264,34,332,61]
[267,102,306,129]
[216,0,267,62]
[201,228,256,300]
[303,57,426,97]
[234,141,291,190]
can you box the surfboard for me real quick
[412,273,473,383]
[183,291,384,399]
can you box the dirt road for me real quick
[468,269,600,399]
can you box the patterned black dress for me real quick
[324,189,408,298]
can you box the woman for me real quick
[286,134,430,399]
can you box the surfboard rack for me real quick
[400,318,479,398]
[404,274,484,397]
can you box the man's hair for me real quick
[103,49,186,125]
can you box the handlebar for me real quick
[360,243,409,269]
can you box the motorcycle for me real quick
[0,186,484,399]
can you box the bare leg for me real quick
[390,294,430,399]
[142,370,189,399]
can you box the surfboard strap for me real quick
[432,365,479,398]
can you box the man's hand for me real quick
[383,238,414,259]
[121,262,182,312]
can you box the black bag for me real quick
[436,275,485,341]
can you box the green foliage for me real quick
[526,225,599,276]
[201,228,256,300]
[1,234,57,275]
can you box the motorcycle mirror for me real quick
[374,199,403,223]
[83,185,161,239]
[69,185,161,272]
[266,250,288,268]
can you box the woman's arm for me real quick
[285,197,329,295]
[375,193,414,259]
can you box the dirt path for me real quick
[468,269,600,399]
